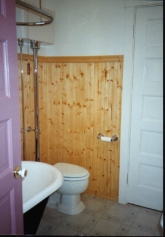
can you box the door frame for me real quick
[119,0,163,204]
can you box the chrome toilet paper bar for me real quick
[97,133,118,142]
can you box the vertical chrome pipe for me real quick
[18,39,26,161]
[30,40,40,162]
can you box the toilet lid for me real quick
[54,163,89,179]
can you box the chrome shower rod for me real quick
[16,0,53,26]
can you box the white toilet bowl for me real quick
[48,163,90,215]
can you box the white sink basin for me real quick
[22,161,63,213]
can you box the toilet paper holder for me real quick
[97,133,118,141]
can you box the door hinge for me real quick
[127,174,129,184]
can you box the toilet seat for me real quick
[54,163,90,181]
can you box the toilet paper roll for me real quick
[100,136,112,142]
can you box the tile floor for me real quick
[36,194,163,236]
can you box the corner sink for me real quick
[22,161,63,213]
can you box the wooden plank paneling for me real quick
[49,63,63,164]
[92,63,101,195]
[39,62,50,163]
[18,55,123,201]
[62,63,73,164]
[18,59,36,161]
[18,54,123,63]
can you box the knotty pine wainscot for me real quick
[18,55,123,201]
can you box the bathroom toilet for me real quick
[47,163,90,215]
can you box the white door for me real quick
[128,6,163,211]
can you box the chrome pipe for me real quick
[30,41,40,162]
[18,39,26,161]
[16,0,53,26]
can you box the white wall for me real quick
[44,0,125,56]
[16,0,162,57]
[16,0,125,56]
